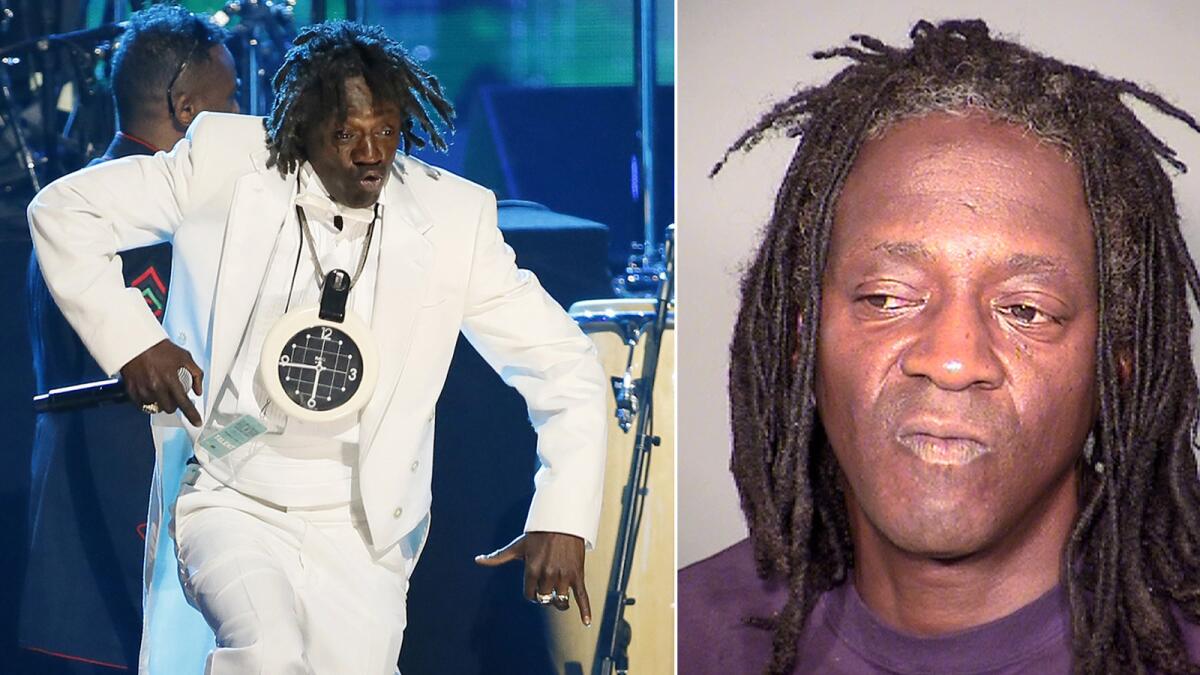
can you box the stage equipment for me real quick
[613,0,663,298]
[464,4,672,295]
[0,17,126,196]
[0,52,39,192]
[546,226,674,675]
[0,3,161,218]
[0,2,296,219]
[465,85,672,272]
[211,0,296,116]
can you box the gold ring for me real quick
[140,402,162,414]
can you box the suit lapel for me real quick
[359,166,435,455]
[204,150,293,415]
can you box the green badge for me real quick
[198,414,267,458]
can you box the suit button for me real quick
[393,507,403,519]
[177,332,187,346]
[410,460,419,472]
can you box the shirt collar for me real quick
[294,163,386,239]
[819,580,1070,673]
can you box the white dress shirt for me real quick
[210,164,385,506]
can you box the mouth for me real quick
[897,427,988,466]
[358,172,384,190]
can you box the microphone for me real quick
[34,368,194,413]
[178,368,194,394]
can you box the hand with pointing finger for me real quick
[119,338,204,426]
[475,531,592,626]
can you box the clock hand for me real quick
[309,364,321,403]
[280,362,320,371]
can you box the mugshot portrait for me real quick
[677,1,1200,673]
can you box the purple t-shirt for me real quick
[679,538,1200,674]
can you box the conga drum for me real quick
[545,298,675,675]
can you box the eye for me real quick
[335,130,353,141]
[380,127,394,137]
[860,294,919,311]
[997,303,1055,326]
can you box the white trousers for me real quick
[172,468,414,675]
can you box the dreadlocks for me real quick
[264,20,454,175]
[722,19,1200,675]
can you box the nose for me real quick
[899,296,1005,391]
[351,134,383,166]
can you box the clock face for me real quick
[275,325,363,411]
[259,306,378,423]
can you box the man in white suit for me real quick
[29,21,606,674]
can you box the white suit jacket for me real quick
[29,112,607,670]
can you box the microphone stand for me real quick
[614,0,661,298]
[594,224,674,675]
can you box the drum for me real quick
[545,298,675,675]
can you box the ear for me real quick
[171,89,199,129]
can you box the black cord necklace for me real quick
[283,200,380,313]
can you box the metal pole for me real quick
[634,0,656,252]
[614,0,661,298]
[247,23,260,115]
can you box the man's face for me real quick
[303,76,402,208]
[814,113,1098,560]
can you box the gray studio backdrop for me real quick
[677,0,1200,567]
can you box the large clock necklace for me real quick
[258,204,380,423]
